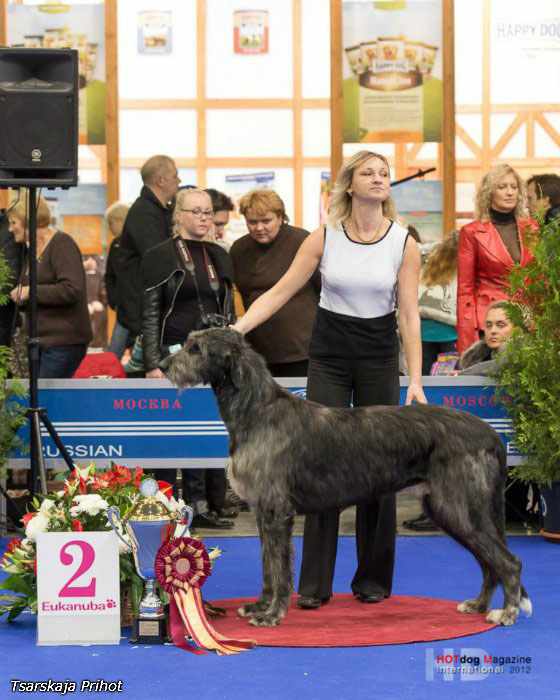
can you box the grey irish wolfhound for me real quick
[159,328,531,628]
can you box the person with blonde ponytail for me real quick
[232,150,426,608]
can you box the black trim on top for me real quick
[341,219,394,245]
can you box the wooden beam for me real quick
[526,111,534,159]
[455,122,482,158]
[490,113,525,157]
[534,113,560,149]
[330,0,343,180]
[119,97,331,110]
[196,0,206,188]
[293,0,303,227]
[442,0,456,234]
[104,0,119,206]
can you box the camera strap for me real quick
[174,237,223,318]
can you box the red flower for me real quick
[109,464,132,486]
[72,519,84,532]
[158,481,173,499]
[5,537,22,555]
[21,513,37,527]
[133,467,144,489]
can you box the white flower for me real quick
[208,547,222,561]
[39,498,55,514]
[69,494,109,517]
[25,513,50,542]
[20,539,35,554]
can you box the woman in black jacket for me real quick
[140,188,235,530]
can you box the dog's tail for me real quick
[520,584,532,617]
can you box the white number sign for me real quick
[36,531,120,646]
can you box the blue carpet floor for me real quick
[0,534,558,700]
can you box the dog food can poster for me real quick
[233,10,269,54]
[343,1,442,143]
[137,11,173,55]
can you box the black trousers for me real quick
[298,354,400,599]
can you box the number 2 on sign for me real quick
[58,540,96,597]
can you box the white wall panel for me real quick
[302,109,331,158]
[119,110,197,159]
[206,110,293,157]
[301,0,330,98]
[206,0,293,98]
[454,0,483,106]
[118,0,197,100]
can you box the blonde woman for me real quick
[232,150,426,609]
[104,201,131,358]
[457,164,536,353]
[8,195,91,377]
[140,188,236,530]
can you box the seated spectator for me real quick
[8,195,92,378]
[526,173,560,224]
[456,301,513,375]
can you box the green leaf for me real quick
[0,574,34,596]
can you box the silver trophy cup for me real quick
[107,478,192,643]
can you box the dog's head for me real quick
[159,327,248,389]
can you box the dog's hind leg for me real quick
[425,497,522,625]
[246,507,295,627]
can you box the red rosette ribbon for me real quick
[155,538,256,656]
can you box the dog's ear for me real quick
[227,346,245,390]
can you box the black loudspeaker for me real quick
[0,48,78,189]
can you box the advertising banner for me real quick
[6,378,521,471]
[343,0,442,143]
[7,3,106,145]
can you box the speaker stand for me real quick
[25,187,77,498]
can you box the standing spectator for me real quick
[116,155,180,340]
[526,173,560,224]
[418,231,458,375]
[104,201,131,359]
[457,164,536,353]
[140,188,236,529]
[205,188,234,250]
[0,208,24,348]
[8,196,91,378]
[230,189,320,377]
[232,151,425,608]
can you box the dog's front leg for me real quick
[237,509,274,619]
[247,507,294,627]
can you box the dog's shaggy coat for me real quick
[160,328,531,627]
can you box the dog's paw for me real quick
[486,607,518,626]
[248,611,283,627]
[237,602,267,618]
[457,598,487,614]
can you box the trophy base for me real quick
[129,617,167,645]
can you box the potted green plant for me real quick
[493,213,560,541]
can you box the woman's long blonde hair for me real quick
[327,150,398,228]
[474,163,527,221]
[421,231,459,287]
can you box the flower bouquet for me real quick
[0,463,221,622]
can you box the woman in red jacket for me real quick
[457,163,536,353]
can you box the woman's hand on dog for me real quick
[406,382,428,405]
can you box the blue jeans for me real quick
[39,345,87,379]
[108,320,132,360]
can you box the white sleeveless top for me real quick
[319,220,409,318]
